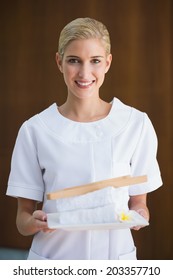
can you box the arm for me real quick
[16,198,55,236]
[129,193,149,231]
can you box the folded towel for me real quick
[56,203,129,225]
[56,186,129,212]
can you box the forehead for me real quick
[63,38,106,57]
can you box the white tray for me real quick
[47,211,149,231]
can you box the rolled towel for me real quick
[56,186,129,212]
[55,203,130,225]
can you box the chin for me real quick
[76,94,96,100]
[72,90,97,100]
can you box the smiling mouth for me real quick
[75,80,95,88]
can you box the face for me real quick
[56,38,112,100]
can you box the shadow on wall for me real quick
[0,247,28,260]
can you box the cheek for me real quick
[63,68,72,83]
[96,70,106,87]
[95,64,107,75]
[64,66,77,79]
[96,68,106,80]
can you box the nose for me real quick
[78,62,90,78]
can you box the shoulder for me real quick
[111,98,158,142]
[20,103,57,129]
[15,103,57,142]
[112,97,148,127]
[113,97,144,115]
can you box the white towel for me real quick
[56,203,126,225]
[56,186,129,212]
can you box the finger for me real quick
[33,210,47,221]
[132,226,142,231]
[136,208,149,221]
[42,228,56,233]
[34,218,48,232]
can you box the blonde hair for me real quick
[58,17,111,58]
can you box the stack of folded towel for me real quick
[55,186,131,225]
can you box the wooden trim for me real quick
[47,175,147,200]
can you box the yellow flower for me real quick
[119,211,132,222]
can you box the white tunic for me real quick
[6,98,162,260]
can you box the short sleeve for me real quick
[129,113,163,195]
[6,122,45,201]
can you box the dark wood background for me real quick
[0,0,172,259]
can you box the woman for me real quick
[6,17,162,259]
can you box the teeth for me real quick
[76,81,93,86]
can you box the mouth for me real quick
[75,80,95,88]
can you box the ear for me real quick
[105,54,112,73]
[55,52,63,73]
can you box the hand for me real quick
[132,208,149,231]
[32,210,56,233]
[17,198,56,236]
[129,194,149,231]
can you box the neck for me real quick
[58,95,111,122]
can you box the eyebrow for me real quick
[66,55,104,58]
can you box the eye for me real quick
[91,58,101,64]
[68,58,80,64]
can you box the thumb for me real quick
[33,210,47,222]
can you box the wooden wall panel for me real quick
[0,0,172,259]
